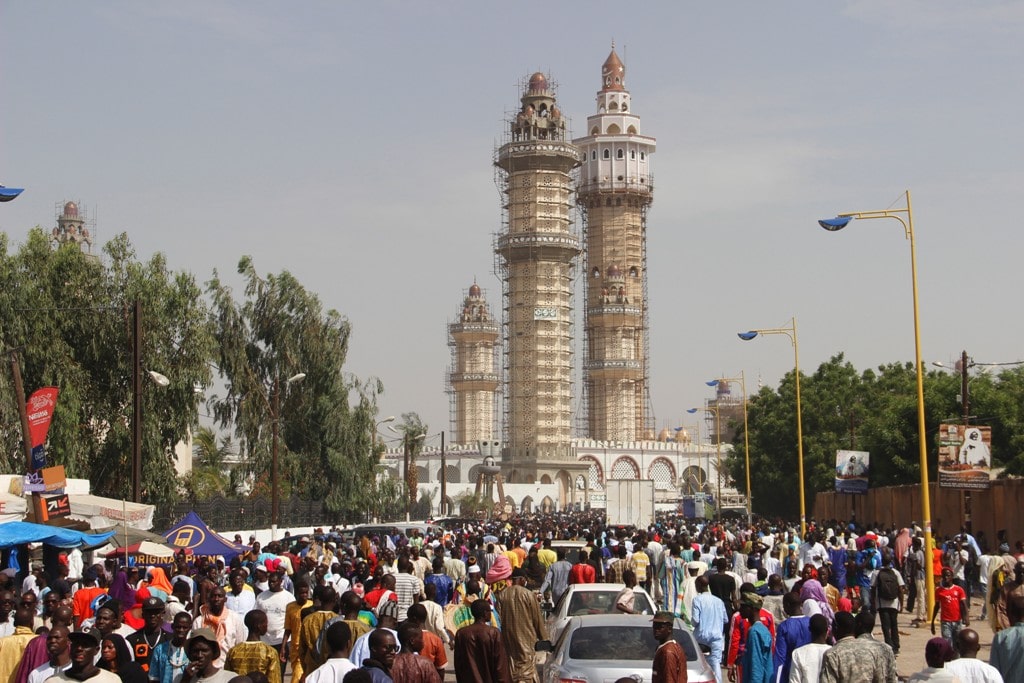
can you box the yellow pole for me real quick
[827,190,934,618]
[711,372,752,525]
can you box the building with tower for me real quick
[446,283,500,446]
[574,47,656,442]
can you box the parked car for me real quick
[538,613,715,683]
[547,582,657,643]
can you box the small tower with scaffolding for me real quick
[447,282,501,446]
[51,201,96,255]
[574,48,657,442]
[494,72,582,470]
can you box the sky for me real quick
[2,1,1023,447]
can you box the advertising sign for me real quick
[22,466,67,494]
[26,387,58,471]
[835,450,870,494]
[938,423,992,489]
[33,493,71,523]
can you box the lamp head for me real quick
[286,372,306,385]
[706,380,720,387]
[0,186,25,202]
[147,370,171,387]
[818,216,854,231]
[737,331,759,341]
[686,408,699,414]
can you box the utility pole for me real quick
[439,431,447,518]
[960,349,970,425]
[8,350,34,473]
[132,300,143,502]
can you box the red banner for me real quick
[27,387,59,447]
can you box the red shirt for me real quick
[569,562,596,584]
[935,583,966,622]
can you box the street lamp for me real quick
[818,189,935,615]
[707,371,752,525]
[271,372,305,540]
[737,317,805,536]
[687,405,722,518]
[130,300,170,503]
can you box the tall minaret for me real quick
[51,201,95,254]
[447,282,500,445]
[575,48,656,441]
[494,72,581,465]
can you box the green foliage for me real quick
[206,256,383,519]
[0,230,213,507]
[728,354,1024,518]
[182,425,235,499]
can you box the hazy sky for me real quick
[3,2,1022,447]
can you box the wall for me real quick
[813,479,1024,547]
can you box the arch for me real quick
[603,149,610,159]
[441,496,456,517]
[575,475,586,490]
[627,125,638,134]
[680,465,709,495]
[507,469,520,483]
[437,465,459,484]
[648,458,676,490]
[541,496,555,513]
[467,464,482,482]
[521,496,533,514]
[609,100,619,111]
[416,465,429,482]
[606,123,621,135]
[555,470,572,508]
[616,148,624,159]
[541,474,553,485]
[628,266,639,277]
[504,495,515,509]
[610,456,640,479]
[590,126,599,135]
[578,455,604,491]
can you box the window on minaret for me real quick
[631,150,636,160]
[603,149,610,159]
[617,149,624,159]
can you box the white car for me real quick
[547,582,657,643]
[538,613,716,683]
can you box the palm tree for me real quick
[390,413,428,514]
[184,426,235,499]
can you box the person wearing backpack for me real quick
[870,550,905,654]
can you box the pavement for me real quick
[879,594,994,680]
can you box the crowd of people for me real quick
[0,511,1022,683]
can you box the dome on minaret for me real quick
[468,282,481,297]
[602,48,625,91]
[527,72,548,94]
[63,201,79,218]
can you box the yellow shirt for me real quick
[0,627,36,683]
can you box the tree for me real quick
[182,426,235,499]
[388,412,428,514]
[206,256,382,519]
[0,230,212,507]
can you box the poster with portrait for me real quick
[835,450,869,494]
[938,423,993,489]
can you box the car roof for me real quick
[565,613,687,628]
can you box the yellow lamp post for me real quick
[738,318,805,537]
[687,405,722,518]
[707,372,751,525]
[818,190,934,617]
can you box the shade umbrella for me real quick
[105,540,178,560]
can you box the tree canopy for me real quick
[726,353,1024,518]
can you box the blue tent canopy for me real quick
[162,511,246,561]
[0,521,115,549]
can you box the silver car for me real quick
[538,613,715,683]
[547,583,658,643]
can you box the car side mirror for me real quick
[535,640,552,652]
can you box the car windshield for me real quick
[565,590,654,616]
[567,626,697,661]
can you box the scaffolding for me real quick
[492,72,581,463]
[573,49,656,443]
[445,284,501,447]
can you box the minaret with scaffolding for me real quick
[494,72,581,466]
[446,282,500,446]
[51,201,95,255]
[575,48,656,441]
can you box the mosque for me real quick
[382,49,747,518]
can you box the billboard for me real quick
[938,423,992,490]
[835,450,869,494]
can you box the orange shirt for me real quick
[72,586,107,627]
[419,629,448,670]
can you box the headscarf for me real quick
[145,567,173,600]
[108,570,136,610]
[799,578,834,625]
[99,633,134,670]
[740,592,763,610]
